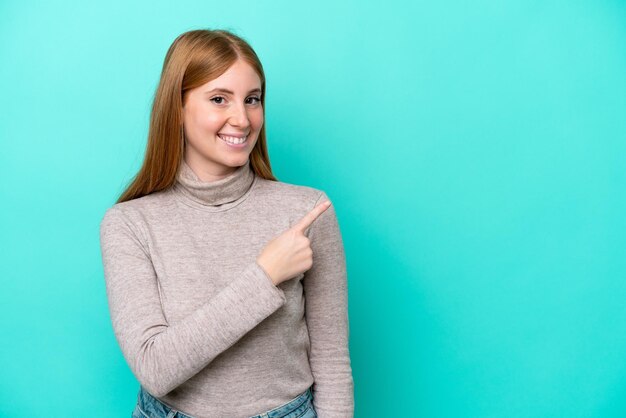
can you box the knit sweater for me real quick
[99,159,353,418]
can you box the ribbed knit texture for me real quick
[99,159,353,418]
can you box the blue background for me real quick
[1,1,625,416]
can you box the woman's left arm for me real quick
[303,191,354,418]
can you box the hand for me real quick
[257,199,332,286]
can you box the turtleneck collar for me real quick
[173,159,256,208]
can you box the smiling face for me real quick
[182,58,264,182]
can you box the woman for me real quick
[99,29,354,418]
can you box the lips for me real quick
[218,133,247,138]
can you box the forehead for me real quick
[202,59,261,91]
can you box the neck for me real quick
[173,158,255,207]
[183,156,238,182]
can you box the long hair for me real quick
[116,29,277,204]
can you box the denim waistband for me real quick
[135,385,314,418]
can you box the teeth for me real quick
[219,134,247,144]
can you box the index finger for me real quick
[292,200,332,234]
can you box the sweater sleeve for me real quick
[303,192,355,417]
[99,206,286,398]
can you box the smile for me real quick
[218,134,248,145]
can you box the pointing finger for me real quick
[292,200,332,234]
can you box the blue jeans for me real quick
[131,385,318,418]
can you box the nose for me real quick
[228,102,250,129]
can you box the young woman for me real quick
[99,29,354,418]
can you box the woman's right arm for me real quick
[99,207,286,398]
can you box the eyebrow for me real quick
[204,88,262,95]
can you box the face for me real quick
[182,58,263,181]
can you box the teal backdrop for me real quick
[1,1,625,417]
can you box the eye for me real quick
[210,96,226,105]
[246,96,261,105]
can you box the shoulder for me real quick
[254,177,339,238]
[254,177,330,211]
[99,190,171,234]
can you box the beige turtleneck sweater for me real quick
[98,159,353,418]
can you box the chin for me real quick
[222,155,250,167]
